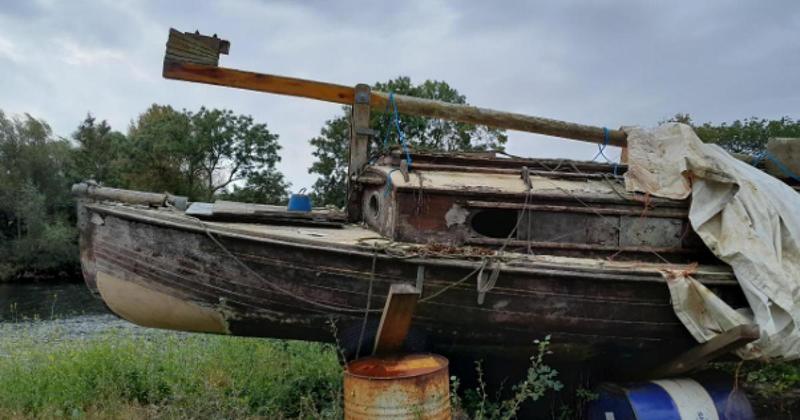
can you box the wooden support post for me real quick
[373,283,420,355]
[346,84,371,221]
[649,324,760,378]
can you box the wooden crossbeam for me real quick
[162,30,627,147]
[373,283,420,355]
[649,324,760,378]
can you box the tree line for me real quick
[0,77,506,281]
[1,76,797,281]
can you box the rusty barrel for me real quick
[344,353,450,419]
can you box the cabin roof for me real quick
[369,164,625,197]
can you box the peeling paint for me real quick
[444,204,468,228]
[90,213,105,226]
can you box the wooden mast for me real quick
[162,29,628,148]
[347,84,371,221]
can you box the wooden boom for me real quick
[162,29,627,147]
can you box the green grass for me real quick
[0,323,568,419]
[0,330,343,419]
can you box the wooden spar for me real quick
[163,61,356,104]
[162,31,628,147]
[648,324,760,378]
[163,61,627,147]
[370,92,627,147]
[72,182,187,209]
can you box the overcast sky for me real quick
[1,0,798,190]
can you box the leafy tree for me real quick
[308,76,508,207]
[665,113,800,156]
[71,114,127,185]
[0,111,76,279]
[217,170,290,205]
[123,105,197,197]
[308,117,351,209]
[1,104,292,280]
[125,105,289,202]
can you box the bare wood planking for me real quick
[648,324,760,378]
[373,283,421,355]
[162,61,628,147]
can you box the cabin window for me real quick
[470,209,518,238]
[368,194,380,218]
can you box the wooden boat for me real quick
[73,29,753,373]
[73,152,747,372]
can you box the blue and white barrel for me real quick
[586,377,754,420]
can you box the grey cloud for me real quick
[0,0,798,189]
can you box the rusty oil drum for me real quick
[344,353,450,419]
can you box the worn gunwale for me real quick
[83,202,735,286]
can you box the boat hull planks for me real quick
[77,201,745,370]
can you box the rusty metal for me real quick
[344,354,450,419]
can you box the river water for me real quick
[0,280,144,341]
[0,280,106,321]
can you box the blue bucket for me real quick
[586,375,754,420]
[287,188,312,212]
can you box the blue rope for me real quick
[592,127,620,175]
[381,92,414,193]
[752,151,800,182]
[384,168,400,196]
[381,94,393,149]
[389,92,413,168]
[592,127,612,161]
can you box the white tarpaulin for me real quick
[624,123,800,360]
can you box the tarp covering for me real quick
[624,123,800,360]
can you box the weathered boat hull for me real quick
[77,201,745,370]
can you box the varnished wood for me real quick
[163,61,356,104]
[162,59,628,147]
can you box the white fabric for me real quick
[651,378,719,420]
[624,123,800,360]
